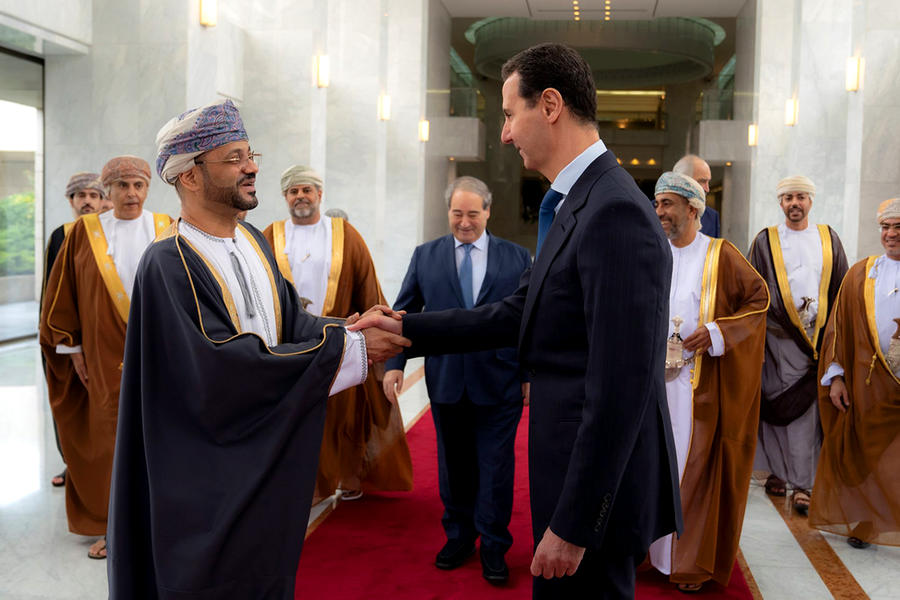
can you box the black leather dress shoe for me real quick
[435,539,476,570]
[480,548,509,585]
[847,536,871,549]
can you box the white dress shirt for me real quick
[454,230,489,304]
[549,138,609,214]
[180,220,366,396]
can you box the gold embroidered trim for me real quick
[238,221,283,345]
[321,217,345,316]
[272,219,295,285]
[863,256,900,386]
[83,213,130,323]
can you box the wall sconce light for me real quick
[725,161,733,166]
[199,0,217,27]
[748,123,758,146]
[418,119,430,142]
[845,56,861,92]
[377,94,391,121]
[314,55,329,88]
[784,97,798,126]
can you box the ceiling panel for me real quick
[441,0,745,18]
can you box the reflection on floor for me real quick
[0,340,897,599]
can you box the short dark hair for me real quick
[501,43,597,125]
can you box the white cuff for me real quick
[820,362,845,387]
[705,322,725,357]
[328,329,368,396]
[56,344,82,355]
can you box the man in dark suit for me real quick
[383,176,531,585]
[354,43,681,598]
[673,154,720,237]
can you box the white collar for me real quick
[550,139,608,197]
[454,230,489,251]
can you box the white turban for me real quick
[776,175,816,198]
[655,171,706,230]
[877,198,900,223]
[155,99,248,184]
[280,165,323,194]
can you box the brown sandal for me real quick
[87,538,107,560]
[791,489,811,516]
[765,474,786,497]
[677,583,704,593]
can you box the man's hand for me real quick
[384,369,404,403]
[70,352,89,386]
[530,527,586,579]
[683,326,712,355]
[522,382,530,406]
[829,376,850,412]
[359,315,410,363]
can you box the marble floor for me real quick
[1,339,897,599]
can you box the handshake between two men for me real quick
[345,305,410,376]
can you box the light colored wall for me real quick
[0,0,92,47]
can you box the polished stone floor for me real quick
[0,339,897,599]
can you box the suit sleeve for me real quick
[385,248,425,372]
[548,198,672,546]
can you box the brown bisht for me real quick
[107,221,348,599]
[669,240,769,585]
[264,218,412,498]
[40,212,171,535]
[810,257,900,546]
[748,225,848,425]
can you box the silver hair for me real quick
[324,208,349,221]
[444,176,493,210]
[672,154,706,176]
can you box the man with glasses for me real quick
[40,157,171,560]
[748,175,848,516]
[811,198,900,550]
[106,99,409,598]
[42,172,112,489]
[263,165,412,505]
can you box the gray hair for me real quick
[673,154,706,176]
[444,176,493,210]
[324,208,349,221]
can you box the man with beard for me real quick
[673,155,719,237]
[41,157,172,559]
[648,172,768,592]
[42,172,113,488]
[811,198,900,550]
[263,165,412,503]
[748,175,848,516]
[106,99,410,598]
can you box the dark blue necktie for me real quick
[537,188,564,256]
[459,243,474,308]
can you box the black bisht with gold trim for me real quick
[107,221,346,599]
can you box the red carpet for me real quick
[296,407,754,599]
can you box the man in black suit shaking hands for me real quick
[353,43,681,598]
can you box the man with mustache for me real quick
[42,172,113,488]
[811,198,900,550]
[649,171,768,592]
[106,99,409,598]
[263,165,412,504]
[40,157,172,559]
[748,175,848,516]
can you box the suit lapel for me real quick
[476,234,499,305]
[444,235,466,308]
[518,151,619,344]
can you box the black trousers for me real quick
[431,395,523,553]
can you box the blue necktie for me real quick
[537,188,564,256]
[459,243,474,309]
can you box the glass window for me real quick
[0,49,43,343]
